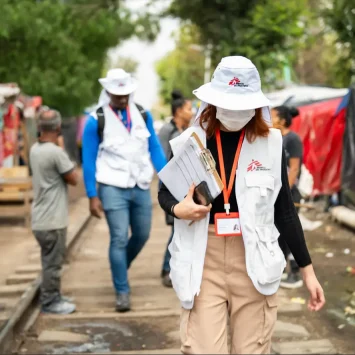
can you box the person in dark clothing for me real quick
[158,90,193,287]
[271,105,303,288]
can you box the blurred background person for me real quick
[36,106,65,149]
[158,89,193,287]
[30,109,78,314]
[271,105,304,289]
[82,69,166,312]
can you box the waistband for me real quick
[208,224,242,237]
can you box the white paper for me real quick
[158,135,222,202]
[216,217,241,235]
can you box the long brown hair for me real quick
[199,105,269,142]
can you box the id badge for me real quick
[214,212,242,237]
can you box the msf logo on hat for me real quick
[229,77,248,88]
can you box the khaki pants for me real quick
[180,227,278,354]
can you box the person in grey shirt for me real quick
[30,108,78,314]
[158,90,193,287]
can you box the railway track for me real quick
[0,194,339,354]
[5,198,181,355]
[0,198,91,354]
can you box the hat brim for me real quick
[99,78,137,96]
[193,83,270,111]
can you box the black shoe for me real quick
[116,293,131,312]
[280,272,303,289]
[161,270,172,288]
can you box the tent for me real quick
[266,85,348,108]
[290,98,345,196]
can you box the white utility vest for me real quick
[168,126,286,309]
[93,104,154,190]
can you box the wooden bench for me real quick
[0,167,33,229]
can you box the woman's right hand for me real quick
[173,185,212,221]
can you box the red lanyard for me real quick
[109,105,131,132]
[215,127,245,214]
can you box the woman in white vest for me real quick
[158,56,325,354]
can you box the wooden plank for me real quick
[0,167,29,179]
[0,191,28,201]
[0,181,32,190]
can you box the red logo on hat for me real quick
[118,82,125,87]
[229,77,240,86]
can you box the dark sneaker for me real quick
[162,271,172,288]
[42,300,76,314]
[280,272,303,289]
[116,293,130,313]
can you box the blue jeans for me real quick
[99,184,152,294]
[162,227,174,273]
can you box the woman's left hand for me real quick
[301,265,326,312]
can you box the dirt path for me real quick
[282,211,355,354]
[17,190,353,354]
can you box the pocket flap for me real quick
[266,294,278,308]
[245,174,275,190]
[133,127,150,139]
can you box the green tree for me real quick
[166,0,307,89]
[156,25,205,104]
[324,0,355,86]
[0,0,159,116]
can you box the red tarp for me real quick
[291,98,345,195]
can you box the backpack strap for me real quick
[135,103,148,123]
[96,107,105,142]
[96,104,147,142]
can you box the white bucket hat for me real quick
[99,68,137,96]
[193,56,270,111]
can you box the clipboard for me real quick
[191,132,224,191]
[158,132,224,203]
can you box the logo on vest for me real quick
[247,159,270,172]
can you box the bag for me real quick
[97,103,148,141]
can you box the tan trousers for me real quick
[180,227,278,354]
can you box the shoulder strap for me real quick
[96,107,105,141]
[135,103,148,123]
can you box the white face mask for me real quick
[216,107,255,131]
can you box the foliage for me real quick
[166,0,307,89]
[324,0,355,86]
[156,25,205,104]
[0,0,159,116]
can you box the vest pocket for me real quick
[254,225,285,285]
[244,175,275,213]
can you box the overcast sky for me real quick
[108,0,179,109]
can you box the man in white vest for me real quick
[82,69,167,312]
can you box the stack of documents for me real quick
[158,133,224,202]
